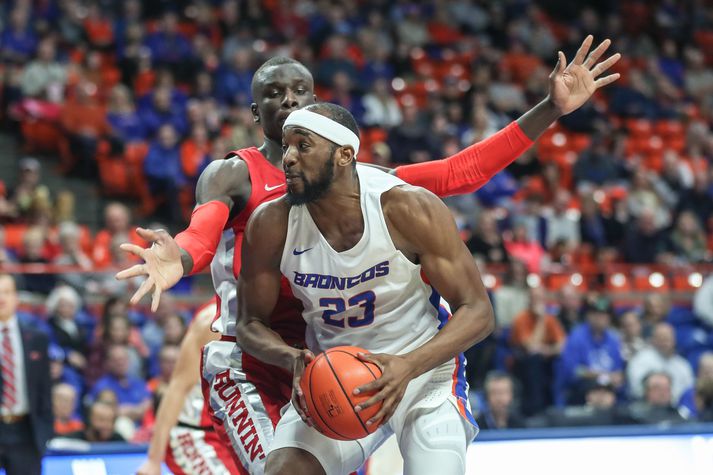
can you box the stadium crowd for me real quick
[1,0,713,440]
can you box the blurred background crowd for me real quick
[1,0,713,442]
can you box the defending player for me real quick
[118,36,620,474]
[137,300,239,475]
[235,102,494,474]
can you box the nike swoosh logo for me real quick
[293,248,313,255]
[265,183,285,191]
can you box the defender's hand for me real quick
[115,228,184,312]
[292,349,315,427]
[353,352,416,426]
[548,35,621,116]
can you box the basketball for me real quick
[300,346,384,441]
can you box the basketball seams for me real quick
[306,354,351,440]
[323,351,370,438]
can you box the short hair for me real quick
[46,285,82,316]
[484,370,513,390]
[644,370,672,388]
[250,56,309,99]
[303,102,360,140]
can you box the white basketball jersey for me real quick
[280,165,448,355]
[176,384,205,427]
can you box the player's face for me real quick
[251,64,316,142]
[282,127,337,206]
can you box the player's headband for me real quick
[283,109,360,158]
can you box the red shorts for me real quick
[164,424,239,475]
[200,338,293,474]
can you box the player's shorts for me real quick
[164,424,239,475]
[200,337,293,475]
[269,356,478,475]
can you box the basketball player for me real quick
[234,101,495,475]
[118,36,620,474]
[137,300,239,475]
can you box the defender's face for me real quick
[282,127,336,205]
[252,64,315,141]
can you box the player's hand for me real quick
[548,35,621,116]
[136,458,161,475]
[115,227,184,312]
[291,349,316,427]
[353,352,415,426]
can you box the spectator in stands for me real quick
[215,48,254,106]
[1,6,38,63]
[52,383,83,436]
[573,134,623,186]
[143,123,185,223]
[53,221,93,292]
[628,322,694,403]
[625,372,687,425]
[556,284,584,333]
[627,167,675,229]
[68,401,125,442]
[640,294,673,338]
[147,345,179,398]
[106,84,146,143]
[660,149,694,195]
[475,371,525,430]
[47,285,89,373]
[492,259,530,330]
[90,344,150,424]
[9,157,51,222]
[504,218,548,274]
[180,124,211,183]
[141,293,178,357]
[559,296,625,405]
[328,71,365,125]
[579,192,610,249]
[361,78,402,128]
[621,208,668,263]
[387,102,434,164]
[678,352,713,419]
[665,210,708,264]
[19,227,56,294]
[20,37,67,102]
[510,285,566,416]
[140,86,188,138]
[59,81,109,176]
[544,189,580,251]
[162,313,187,347]
[92,202,142,268]
[617,311,647,362]
[94,313,147,381]
[48,344,83,410]
[143,11,194,81]
[676,171,713,229]
[466,210,509,265]
[93,389,136,441]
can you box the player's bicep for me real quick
[195,158,250,208]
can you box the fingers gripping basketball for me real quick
[300,346,384,441]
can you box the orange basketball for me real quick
[300,346,383,441]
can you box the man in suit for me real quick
[0,273,53,475]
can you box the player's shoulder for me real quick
[196,155,251,203]
[381,184,446,229]
[246,196,291,238]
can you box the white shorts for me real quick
[201,339,293,474]
[165,425,236,475]
[269,358,478,475]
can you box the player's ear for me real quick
[336,146,355,168]
[251,103,260,123]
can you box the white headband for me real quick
[282,109,360,157]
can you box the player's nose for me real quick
[282,89,298,109]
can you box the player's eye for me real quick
[299,142,310,151]
[281,143,288,152]
[267,89,280,98]
[296,87,307,95]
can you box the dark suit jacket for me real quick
[0,324,54,454]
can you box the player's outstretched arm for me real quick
[137,303,220,475]
[234,198,316,425]
[392,35,621,197]
[116,158,250,311]
[355,187,494,425]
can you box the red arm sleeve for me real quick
[394,121,533,197]
[175,200,230,274]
